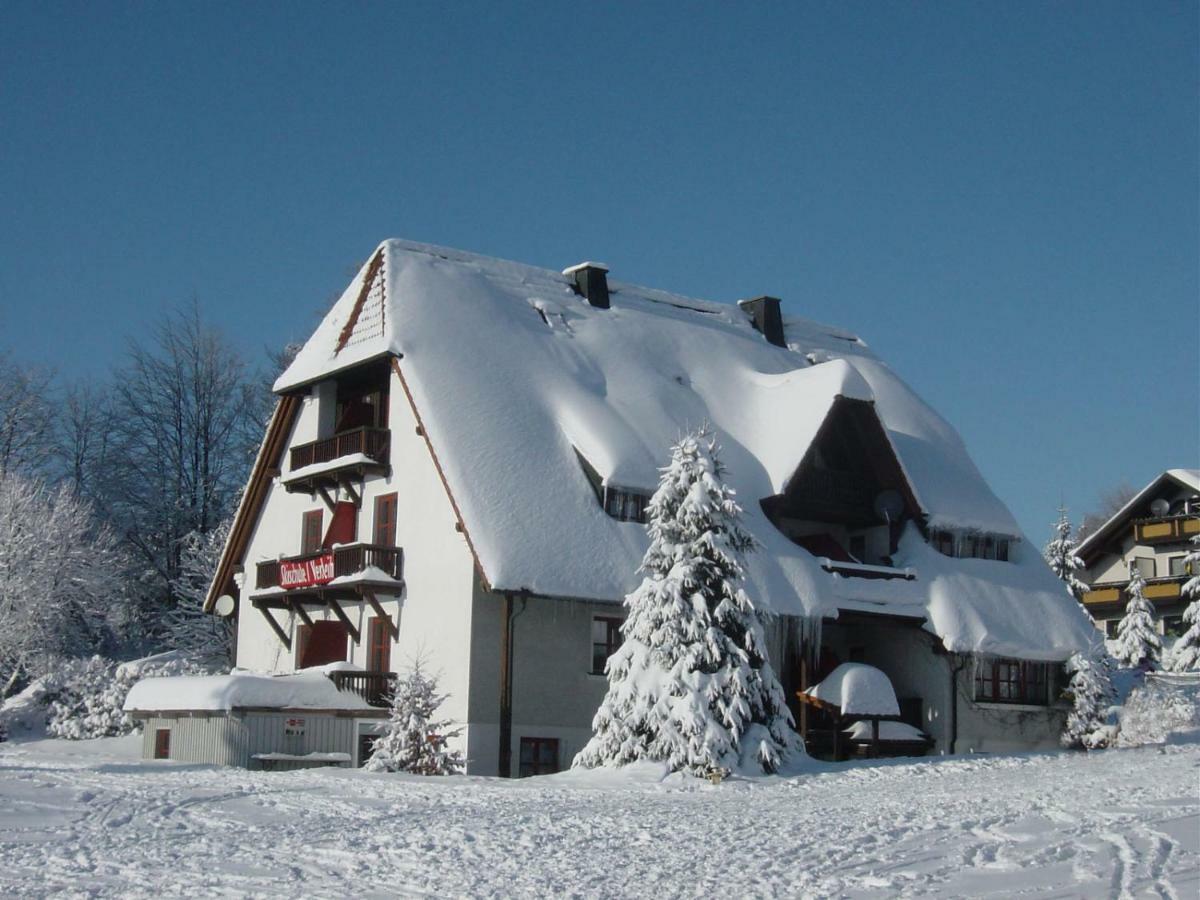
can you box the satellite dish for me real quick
[214,595,237,618]
[874,489,905,522]
[1150,498,1170,517]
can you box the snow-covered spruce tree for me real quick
[365,663,464,775]
[1044,507,1089,602]
[1111,566,1162,670]
[1061,643,1116,749]
[574,428,800,776]
[1167,536,1200,672]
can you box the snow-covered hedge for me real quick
[1,651,214,741]
[1116,674,1200,747]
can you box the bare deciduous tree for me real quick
[0,355,54,477]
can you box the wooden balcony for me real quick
[256,543,404,592]
[1133,515,1200,545]
[284,427,390,494]
[329,670,396,708]
[1083,575,1188,607]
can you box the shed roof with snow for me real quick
[251,240,1095,661]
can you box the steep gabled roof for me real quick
[1077,469,1200,562]
[262,239,1094,660]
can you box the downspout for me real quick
[497,591,529,777]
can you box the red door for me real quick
[298,621,348,668]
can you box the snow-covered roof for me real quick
[271,239,1095,660]
[1077,469,1200,560]
[123,669,373,713]
[804,663,901,716]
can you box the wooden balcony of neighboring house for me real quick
[1083,575,1189,608]
[328,670,396,708]
[819,559,916,582]
[1132,514,1200,545]
[250,542,404,651]
[282,427,391,496]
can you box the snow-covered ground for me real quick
[0,737,1196,898]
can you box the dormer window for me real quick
[604,487,650,524]
[929,529,1012,562]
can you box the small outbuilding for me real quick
[124,666,388,770]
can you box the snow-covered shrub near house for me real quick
[1111,567,1162,670]
[1061,644,1117,749]
[1167,536,1200,673]
[574,428,801,777]
[1117,673,1200,746]
[365,663,463,775]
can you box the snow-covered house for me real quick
[1077,470,1200,639]
[130,240,1096,773]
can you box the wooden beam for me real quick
[340,476,361,507]
[256,603,292,650]
[364,591,398,640]
[290,598,314,628]
[498,592,513,778]
[326,596,360,643]
[316,484,337,513]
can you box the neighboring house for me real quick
[1076,470,1200,639]
[129,240,1095,774]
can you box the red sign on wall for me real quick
[279,553,335,589]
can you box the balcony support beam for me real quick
[255,601,292,651]
[364,591,399,640]
[290,598,314,628]
[339,476,362,508]
[326,596,361,643]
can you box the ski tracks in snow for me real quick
[0,739,1196,897]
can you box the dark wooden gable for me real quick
[763,397,923,527]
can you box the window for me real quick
[518,737,560,777]
[154,728,170,760]
[1104,619,1120,639]
[301,510,324,554]
[604,487,650,523]
[929,529,1011,562]
[374,493,397,546]
[1132,557,1156,579]
[591,616,623,675]
[368,616,392,673]
[296,621,348,669]
[1163,616,1186,638]
[357,733,377,768]
[974,659,1048,705]
[1168,556,1187,577]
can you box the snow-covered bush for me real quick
[1111,567,1161,670]
[574,427,801,777]
[1116,674,1200,747]
[1061,644,1117,749]
[365,663,464,775]
[43,651,213,740]
[1043,507,1088,602]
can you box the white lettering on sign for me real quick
[279,554,335,589]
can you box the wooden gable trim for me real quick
[334,250,385,354]
[390,355,491,591]
[204,394,302,613]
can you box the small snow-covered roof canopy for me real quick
[1077,469,1200,563]
[804,663,901,717]
[263,240,1095,660]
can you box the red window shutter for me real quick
[323,501,358,548]
[374,493,397,546]
[369,616,391,672]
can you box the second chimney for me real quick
[738,296,787,348]
[563,261,610,309]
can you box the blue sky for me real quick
[1,2,1196,541]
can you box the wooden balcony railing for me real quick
[290,427,390,472]
[329,670,396,707]
[256,543,404,590]
[1133,516,1200,545]
[1083,575,1188,607]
